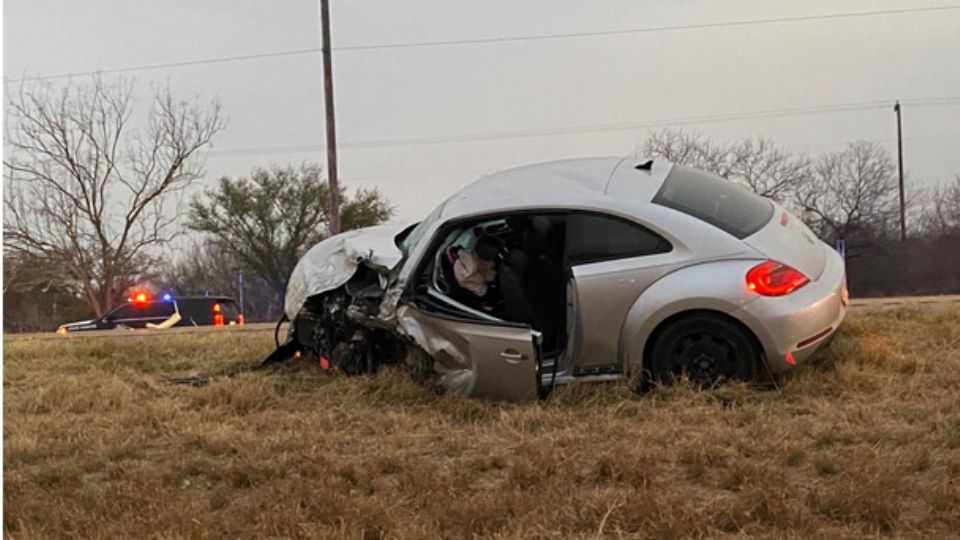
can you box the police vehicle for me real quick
[56,292,242,333]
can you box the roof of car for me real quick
[127,296,235,303]
[439,156,674,220]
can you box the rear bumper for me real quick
[733,243,848,372]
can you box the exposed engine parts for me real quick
[277,266,410,376]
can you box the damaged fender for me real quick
[283,222,409,321]
[278,217,541,402]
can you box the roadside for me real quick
[6,294,959,342]
[4,322,281,342]
[850,294,960,309]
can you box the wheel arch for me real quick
[616,258,771,378]
[639,309,765,377]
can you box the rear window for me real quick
[653,165,774,239]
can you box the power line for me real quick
[207,133,960,185]
[9,95,955,157]
[341,168,496,183]
[786,133,960,153]
[336,5,960,51]
[207,146,321,158]
[902,98,960,107]
[202,97,960,156]
[335,97,960,150]
[338,102,892,149]
[8,5,960,82]
[8,47,324,83]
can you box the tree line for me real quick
[642,129,960,296]
[3,77,391,331]
[4,77,958,331]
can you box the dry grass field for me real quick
[4,306,960,539]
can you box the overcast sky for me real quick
[4,0,960,222]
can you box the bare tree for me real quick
[792,141,898,242]
[726,138,810,200]
[921,176,960,236]
[3,253,91,332]
[642,129,736,177]
[641,129,808,201]
[3,76,224,317]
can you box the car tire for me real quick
[646,314,759,387]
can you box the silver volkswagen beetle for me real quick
[269,157,848,401]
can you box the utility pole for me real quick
[894,101,906,242]
[237,271,244,320]
[320,0,342,235]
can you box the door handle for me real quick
[500,348,527,363]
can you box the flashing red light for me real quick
[746,260,809,296]
[131,291,149,304]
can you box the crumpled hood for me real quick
[283,222,409,320]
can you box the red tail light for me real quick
[746,260,809,296]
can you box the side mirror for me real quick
[394,222,419,249]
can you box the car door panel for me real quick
[570,254,686,371]
[397,304,540,402]
[563,275,582,371]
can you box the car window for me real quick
[653,165,774,239]
[143,303,176,318]
[106,305,138,320]
[565,213,671,264]
[175,298,235,323]
[218,301,240,319]
[178,299,212,324]
[106,302,174,320]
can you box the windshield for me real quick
[399,203,445,256]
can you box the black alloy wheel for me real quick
[647,314,759,386]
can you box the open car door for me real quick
[397,303,541,402]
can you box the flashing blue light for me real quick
[162,293,174,302]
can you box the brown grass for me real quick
[4,306,960,539]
